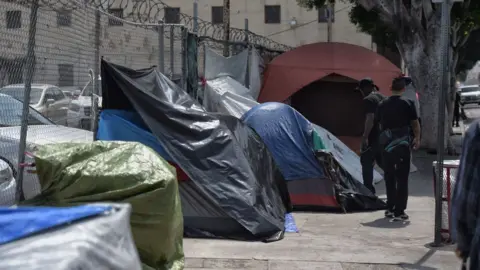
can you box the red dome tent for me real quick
[258,42,401,152]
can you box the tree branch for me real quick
[422,0,434,20]
[357,0,394,21]
[403,0,427,42]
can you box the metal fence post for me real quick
[244,18,250,89]
[181,26,188,90]
[92,9,101,140]
[16,0,39,202]
[170,26,175,79]
[158,20,165,74]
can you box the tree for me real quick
[297,0,480,150]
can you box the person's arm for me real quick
[408,101,421,149]
[362,99,375,144]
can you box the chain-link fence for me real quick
[0,0,188,203]
[432,160,460,245]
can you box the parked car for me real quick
[458,84,480,105]
[0,84,71,125]
[60,86,81,100]
[68,75,102,130]
[0,93,92,202]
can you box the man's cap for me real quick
[391,76,406,91]
[358,77,374,88]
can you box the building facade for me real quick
[0,1,175,89]
[161,0,373,49]
[0,0,374,89]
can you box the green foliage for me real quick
[296,0,331,9]
[297,0,480,74]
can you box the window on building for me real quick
[211,6,223,25]
[6,10,21,29]
[264,5,281,24]
[164,7,180,24]
[57,9,72,27]
[58,64,74,87]
[108,8,123,26]
[318,4,335,23]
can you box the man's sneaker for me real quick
[384,210,394,218]
[393,212,409,221]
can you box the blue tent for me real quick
[97,110,173,161]
[242,102,324,181]
[242,102,386,211]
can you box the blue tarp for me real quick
[97,110,173,161]
[242,102,324,181]
[0,205,111,245]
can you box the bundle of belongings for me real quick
[0,204,142,270]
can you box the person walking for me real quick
[452,120,480,270]
[376,76,421,220]
[453,90,461,128]
[359,78,385,194]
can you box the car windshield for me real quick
[82,80,102,97]
[461,86,480,93]
[0,94,53,126]
[0,87,44,104]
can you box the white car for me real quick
[459,84,480,105]
[0,84,71,125]
[0,93,92,203]
[68,75,102,130]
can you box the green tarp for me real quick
[312,129,326,151]
[22,141,184,270]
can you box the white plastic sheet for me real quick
[202,76,384,184]
[312,124,383,184]
[205,47,248,83]
[0,203,142,270]
[248,48,262,100]
[204,77,259,119]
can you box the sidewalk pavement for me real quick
[184,152,460,270]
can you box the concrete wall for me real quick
[161,0,373,48]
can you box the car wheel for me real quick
[0,156,17,179]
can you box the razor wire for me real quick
[25,0,293,53]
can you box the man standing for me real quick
[453,90,461,128]
[360,78,385,194]
[376,77,421,220]
[452,120,480,269]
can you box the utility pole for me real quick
[431,0,462,247]
[223,0,230,57]
[326,1,333,42]
[193,0,198,33]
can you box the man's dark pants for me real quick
[360,143,382,194]
[383,146,411,215]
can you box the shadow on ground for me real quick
[361,217,411,229]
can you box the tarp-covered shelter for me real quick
[259,42,401,152]
[242,103,386,211]
[21,142,184,270]
[0,204,142,270]
[98,60,291,242]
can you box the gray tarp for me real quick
[0,203,142,270]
